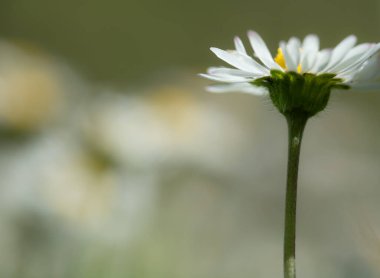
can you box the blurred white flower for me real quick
[83,87,249,171]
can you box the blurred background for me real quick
[0,0,379,277]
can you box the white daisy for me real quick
[201,30,380,95]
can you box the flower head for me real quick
[201,31,380,116]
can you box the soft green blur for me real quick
[0,1,379,278]
[0,0,379,82]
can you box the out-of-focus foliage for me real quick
[0,0,379,277]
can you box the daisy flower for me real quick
[201,31,380,116]
[201,31,380,278]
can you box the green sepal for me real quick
[252,70,350,117]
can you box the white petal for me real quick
[338,43,380,75]
[234,36,247,55]
[309,49,331,73]
[207,67,259,77]
[210,47,269,74]
[350,54,380,81]
[302,34,320,53]
[337,69,358,82]
[199,73,254,83]
[322,35,357,72]
[328,43,371,73]
[280,42,297,71]
[301,51,318,72]
[247,30,283,70]
[286,37,301,67]
[300,34,320,72]
[207,83,268,95]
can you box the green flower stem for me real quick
[283,111,308,278]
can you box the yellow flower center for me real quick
[297,64,302,73]
[274,48,286,69]
[274,48,302,73]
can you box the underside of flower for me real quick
[254,70,349,117]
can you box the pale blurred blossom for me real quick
[83,86,248,172]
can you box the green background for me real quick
[1,0,378,83]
